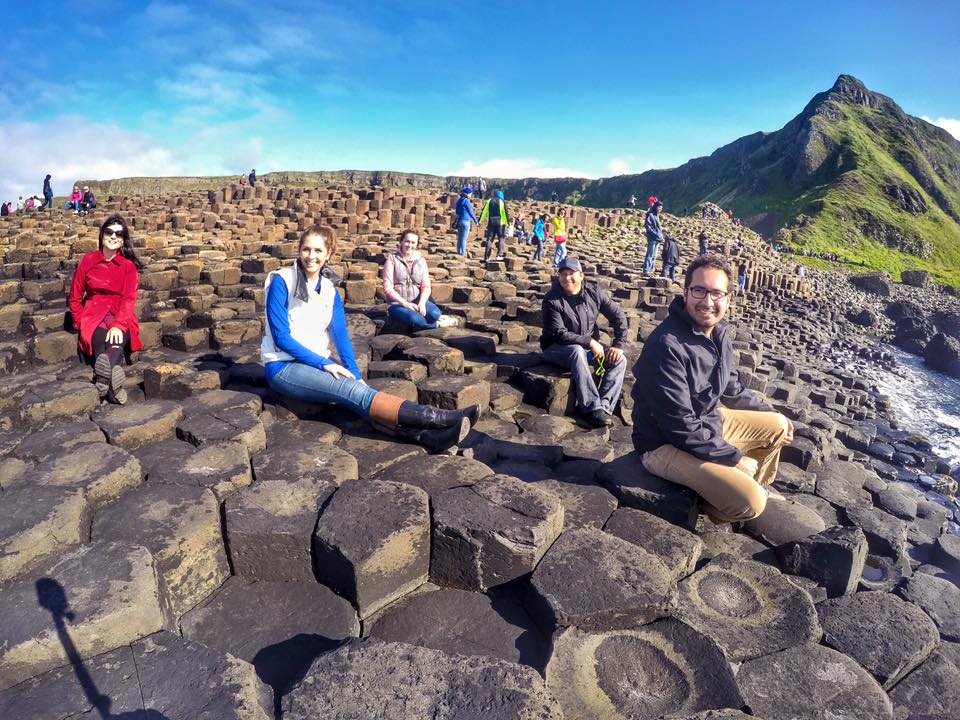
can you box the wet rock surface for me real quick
[0,183,957,717]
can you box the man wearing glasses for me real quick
[631,255,793,521]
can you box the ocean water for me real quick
[857,345,960,466]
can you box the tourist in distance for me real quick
[479,190,510,262]
[643,198,664,273]
[68,215,143,404]
[738,261,748,291]
[628,194,637,208]
[531,213,547,261]
[262,224,478,452]
[248,168,256,186]
[631,255,794,521]
[80,186,97,215]
[540,256,629,428]
[477,177,486,200]
[382,229,458,331]
[16,196,25,211]
[66,186,83,213]
[513,215,530,244]
[551,208,568,268]
[38,174,53,211]
[0,201,9,217]
[454,186,478,257]
[698,229,709,256]
[661,233,680,282]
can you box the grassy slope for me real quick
[791,104,960,285]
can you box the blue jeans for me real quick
[456,222,470,256]
[267,362,376,417]
[662,263,676,281]
[553,242,567,268]
[542,343,627,414]
[39,191,53,211]
[388,300,441,330]
[532,238,544,260]
[643,240,660,273]
[738,275,747,291]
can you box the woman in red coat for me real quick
[68,215,143,404]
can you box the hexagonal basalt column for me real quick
[431,474,563,591]
[676,553,821,661]
[313,480,430,618]
[545,620,744,720]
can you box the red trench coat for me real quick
[68,251,142,355]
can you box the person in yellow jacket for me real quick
[551,208,568,268]
[478,190,510,262]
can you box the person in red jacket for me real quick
[68,215,143,404]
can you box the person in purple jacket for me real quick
[261,224,479,451]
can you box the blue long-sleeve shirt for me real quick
[456,195,478,224]
[263,274,362,381]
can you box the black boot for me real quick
[397,402,481,430]
[392,416,471,453]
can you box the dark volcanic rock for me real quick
[368,588,547,669]
[180,576,359,694]
[899,572,960,640]
[530,477,618,530]
[225,476,336,581]
[603,507,703,579]
[314,480,430,618]
[676,554,821,661]
[924,332,960,379]
[775,525,868,597]
[888,651,960,720]
[738,643,893,720]
[133,631,273,719]
[527,526,677,632]
[596,452,699,528]
[282,638,562,719]
[741,496,826,546]
[545,620,744,720]
[816,590,939,689]
[431,474,563,591]
[850,271,892,296]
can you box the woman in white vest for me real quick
[382,229,458,331]
[262,224,479,451]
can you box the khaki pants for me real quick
[641,408,790,522]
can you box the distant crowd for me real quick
[0,173,97,217]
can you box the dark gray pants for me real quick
[542,343,626,414]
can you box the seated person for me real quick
[68,215,143,404]
[631,255,793,522]
[80,186,97,215]
[381,229,457,331]
[263,224,477,452]
[540,256,628,428]
[67,186,83,212]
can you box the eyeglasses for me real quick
[104,228,124,238]
[687,286,729,301]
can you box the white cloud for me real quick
[606,156,656,176]
[449,158,594,179]
[0,118,183,202]
[921,116,960,141]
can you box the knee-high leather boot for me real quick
[367,392,475,453]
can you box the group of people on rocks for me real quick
[61,192,792,523]
[454,186,571,268]
[65,185,97,215]
[0,174,97,217]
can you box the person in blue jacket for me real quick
[643,199,664,273]
[531,213,547,261]
[454,187,478,257]
[261,224,479,451]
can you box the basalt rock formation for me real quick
[0,183,958,718]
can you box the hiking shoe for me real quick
[437,315,460,328]
[95,354,127,404]
[581,409,614,428]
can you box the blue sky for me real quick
[1,0,959,202]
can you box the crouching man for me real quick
[631,255,793,521]
[541,257,629,428]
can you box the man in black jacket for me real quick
[541,257,629,428]
[631,255,793,521]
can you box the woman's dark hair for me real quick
[298,224,338,257]
[98,215,143,269]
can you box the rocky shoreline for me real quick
[0,183,958,719]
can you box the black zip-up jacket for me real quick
[662,236,679,265]
[540,280,628,351]
[631,296,772,465]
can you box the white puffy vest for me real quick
[260,264,335,364]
